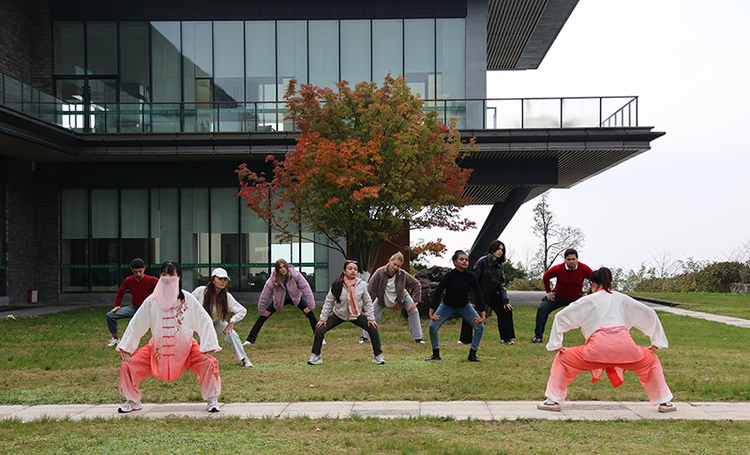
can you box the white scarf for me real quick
[152,276,180,311]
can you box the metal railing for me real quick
[1,72,639,134]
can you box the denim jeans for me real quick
[429,302,484,351]
[534,292,581,338]
[106,304,138,335]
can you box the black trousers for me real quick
[459,294,515,343]
[312,314,382,356]
[246,295,317,343]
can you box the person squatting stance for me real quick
[360,252,425,344]
[117,261,222,413]
[537,267,676,413]
[244,258,318,345]
[106,258,158,347]
[458,240,515,346]
[531,248,593,343]
[308,260,385,365]
[192,267,253,368]
[426,250,486,362]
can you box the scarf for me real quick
[343,277,360,320]
[152,276,180,311]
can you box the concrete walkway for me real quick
[2,401,750,422]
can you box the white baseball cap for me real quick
[212,267,230,279]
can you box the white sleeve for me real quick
[191,286,205,304]
[184,292,222,353]
[118,297,154,354]
[545,301,586,351]
[227,292,247,323]
[621,293,669,348]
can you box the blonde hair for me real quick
[390,252,404,262]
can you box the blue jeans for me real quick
[106,305,138,335]
[534,292,582,338]
[429,302,484,351]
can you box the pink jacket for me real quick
[257,265,316,314]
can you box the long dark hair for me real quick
[589,267,612,293]
[203,276,229,321]
[487,240,506,263]
[160,260,185,301]
[330,260,357,303]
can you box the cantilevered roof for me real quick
[487,0,579,70]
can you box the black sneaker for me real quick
[359,336,369,344]
[531,336,543,343]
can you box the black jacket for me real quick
[473,254,509,303]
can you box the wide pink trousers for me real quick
[119,339,221,402]
[545,331,673,405]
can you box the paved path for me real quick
[2,401,749,422]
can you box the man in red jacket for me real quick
[106,258,158,347]
[531,249,592,343]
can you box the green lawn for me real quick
[630,292,750,319]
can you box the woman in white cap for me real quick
[192,268,252,367]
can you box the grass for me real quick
[629,292,750,320]
[1,417,750,455]
[1,302,749,405]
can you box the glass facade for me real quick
[60,188,327,292]
[52,18,467,132]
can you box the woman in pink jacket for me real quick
[244,259,317,345]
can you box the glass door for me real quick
[55,77,117,132]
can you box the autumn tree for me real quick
[532,193,585,274]
[237,75,476,273]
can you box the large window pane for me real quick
[437,18,466,127]
[373,20,403,82]
[277,21,306,131]
[183,22,214,132]
[87,22,117,75]
[61,189,89,292]
[241,200,269,292]
[214,21,245,132]
[180,188,209,291]
[341,20,371,85]
[246,21,276,102]
[150,188,179,265]
[53,22,84,75]
[121,189,150,283]
[151,22,182,130]
[91,189,119,291]
[309,21,339,90]
[404,19,435,99]
[211,188,240,291]
[0,179,5,296]
[120,22,150,132]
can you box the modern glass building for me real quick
[0,0,663,305]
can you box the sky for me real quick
[415,0,750,273]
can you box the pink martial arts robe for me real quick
[544,289,673,405]
[118,289,222,401]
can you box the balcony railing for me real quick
[1,71,638,135]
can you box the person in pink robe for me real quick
[117,261,222,413]
[538,267,676,413]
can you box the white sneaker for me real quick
[207,396,220,412]
[307,354,323,365]
[658,402,677,413]
[537,399,561,412]
[241,358,253,368]
[322,340,327,345]
[359,336,368,344]
[372,354,385,365]
[107,337,120,347]
[242,340,253,346]
[118,399,142,413]
[415,339,426,344]
[457,340,464,345]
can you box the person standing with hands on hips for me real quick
[426,250,485,362]
[192,268,253,368]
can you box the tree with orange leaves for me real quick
[237,75,476,273]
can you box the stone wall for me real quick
[730,283,750,295]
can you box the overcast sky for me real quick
[415,0,750,272]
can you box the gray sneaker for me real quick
[207,396,220,413]
[118,399,142,413]
[531,336,543,343]
[307,354,323,365]
[107,337,120,347]
[372,354,385,365]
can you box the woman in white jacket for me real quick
[308,260,384,365]
[192,268,252,368]
[538,267,676,413]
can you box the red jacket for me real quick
[543,262,592,301]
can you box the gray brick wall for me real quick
[0,0,52,92]
[6,158,60,304]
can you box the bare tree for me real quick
[648,248,681,278]
[721,238,750,264]
[532,193,585,272]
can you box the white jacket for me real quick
[547,290,668,352]
[191,286,247,324]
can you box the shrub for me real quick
[507,278,544,291]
